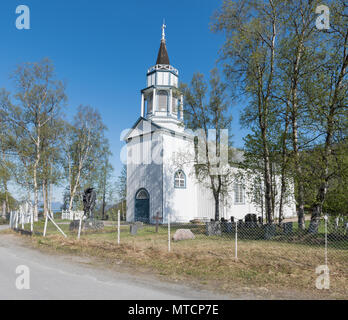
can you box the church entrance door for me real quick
[135,189,150,223]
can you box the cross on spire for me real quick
[156,20,170,65]
[162,20,166,41]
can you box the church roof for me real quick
[156,39,170,65]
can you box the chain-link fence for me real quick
[7,212,348,297]
[123,216,348,251]
[118,215,347,295]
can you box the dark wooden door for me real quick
[135,189,149,223]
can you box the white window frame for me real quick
[234,184,245,205]
[174,170,186,189]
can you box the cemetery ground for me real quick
[1,219,347,299]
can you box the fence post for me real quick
[43,212,48,237]
[168,212,171,252]
[77,216,82,240]
[9,212,12,229]
[21,211,24,229]
[324,215,328,267]
[235,221,238,260]
[117,210,120,245]
[15,212,18,229]
[30,210,33,233]
[47,212,67,238]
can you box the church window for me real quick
[136,189,149,200]
[234,184,245,204]
[174,170,186,188]
[147,93,153,114]
[158,90,168,112]
[172,97,178,115]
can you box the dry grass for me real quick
[15,223,347,300]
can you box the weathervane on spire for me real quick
[162,19,166,41]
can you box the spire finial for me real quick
[162,19,166,41]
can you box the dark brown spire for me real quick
[156,39,170,65]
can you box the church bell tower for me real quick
[140,23,184,130]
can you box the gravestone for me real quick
[245,214,257,223]
[264,224,276,240]
[69,220,80,231]
[206,221,222,236]
[308,221,319,234]
[172,229,195,241]
[230,216,235,223]
[221,221,233,233]
[225,222,234,233]
[130,223,138,235]
[83,219,104,231]
[135,221,143,229]
[335,217,339,231]
[283,222,293,235]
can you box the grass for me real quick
[5,219,348,299]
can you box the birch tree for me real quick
[181,69,234,221]
[0,59,66,220]
[214,0,282,223]
[64,105,107,211]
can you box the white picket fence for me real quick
[61,210,84,220]
[9,210,32,229]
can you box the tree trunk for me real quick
[261,123,273,224]
[42,182,47,218]
[292,112,306,229]
[214,192,220,221]
[279,111,290,225]
[2,201,6,219]
[33,163,39,221]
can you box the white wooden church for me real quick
[124,25,297,224]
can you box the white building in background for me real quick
[124,25,297,224]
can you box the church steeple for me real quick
[139,23,184,130]
[156,22,170,65]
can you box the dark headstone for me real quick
[245,221,258,228]
[238,220,244,228]
[83,219,104,231]
[245,214,257,223]
[264,224,276,240]
[221,221,233,233]
[206,221,222,236]
[308,221,319,234]
[283,222,293,234]
[69,220,80,231]
[258,216,263,224]
[225,222,234,233]
[230,216,235,223]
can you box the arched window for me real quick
[136,189,149,200]
[234,184,245,204]
[158,90,168,112]
[174,170,186,188]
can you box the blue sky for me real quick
[0,0,249,202]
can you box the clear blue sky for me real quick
[0,0,249,202]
